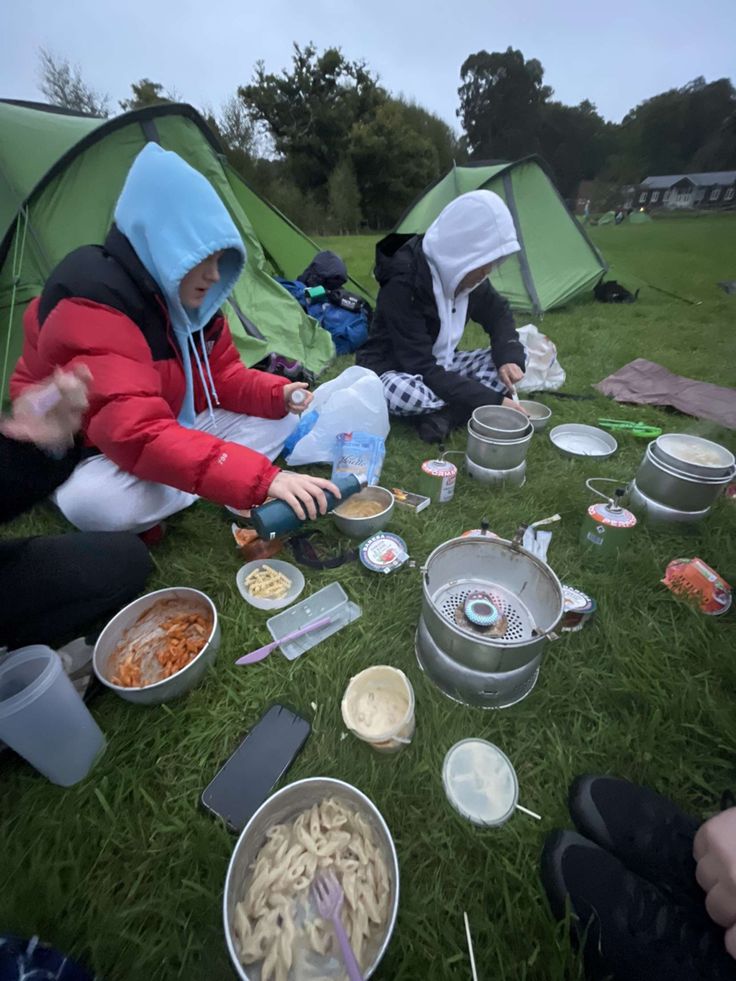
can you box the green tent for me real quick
[394,158,606,313]
[629,211,653,223]
[0,100,365,400]
[597,211,616,225]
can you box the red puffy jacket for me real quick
[11,228,290,509]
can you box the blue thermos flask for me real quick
[251,473,368,540]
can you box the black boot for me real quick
[541,829,735,981]
[569,775,701,903]
[415,406,454,444]
[415,404,468,445]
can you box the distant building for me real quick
[628,172,736,210]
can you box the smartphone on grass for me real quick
[201,704,311,832]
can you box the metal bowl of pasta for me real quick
[92,587,220,705]
[223,777,400,980]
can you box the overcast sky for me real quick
[3,0,734,129]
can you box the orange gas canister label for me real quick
[661,557,732,616]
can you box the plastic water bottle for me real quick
[251,473,368,540]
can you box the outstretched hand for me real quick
[266,471,340,521]
[0,365,92,452]
[694,807,736,959]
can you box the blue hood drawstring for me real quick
[114,143,246,427]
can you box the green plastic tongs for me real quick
[597,418,663,438]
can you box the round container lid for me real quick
[561,584,596,615]
[442,739,519,826]
[359,532,408,574]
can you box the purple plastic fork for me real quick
[311,871,364,981]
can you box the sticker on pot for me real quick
[359,532,409,574]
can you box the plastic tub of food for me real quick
[342,666,415,753]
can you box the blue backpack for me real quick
[276,278,370,355]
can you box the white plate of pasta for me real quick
[224,777,399,981]
[236,560,305,611]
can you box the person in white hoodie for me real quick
[357,191,527,443]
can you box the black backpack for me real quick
[594,279,639,304]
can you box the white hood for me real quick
[422,190,520,368]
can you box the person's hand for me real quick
[266,471,341,521]
[498,363,525,391]
[0,365,92,451]
[694,807,736,959]
[502,397,529,413]
[283,382,313,415]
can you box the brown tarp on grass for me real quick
[595,358,736,430]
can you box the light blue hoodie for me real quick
[114,142,246,426]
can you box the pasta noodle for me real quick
[245,564,292,599]
[234,798,391,980]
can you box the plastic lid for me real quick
[442,739,519,826]
[359,532,408,574]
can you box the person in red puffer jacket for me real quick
[11,143,338,534]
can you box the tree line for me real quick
[38,45,736,234]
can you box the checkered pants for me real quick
[380,348,506,416]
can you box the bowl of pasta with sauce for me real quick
[223,777,400,980]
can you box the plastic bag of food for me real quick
[331,432,385,485]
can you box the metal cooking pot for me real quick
[223,777,399,980]
[470,404,530,440]
[465,456,526,487]
[635,444,734,512]
[420,536,563,677]
[651,433,735,479]
[627,480,711,526]
[332,486,394,539]
[466,423,533,470]
[93,587,220,705]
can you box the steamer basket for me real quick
[419,537,564,677]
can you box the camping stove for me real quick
[415,535,563,709]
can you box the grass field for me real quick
[2,216,735,981]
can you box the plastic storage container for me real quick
[341,666,415,753]
[0,646,105,786]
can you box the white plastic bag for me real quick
[516,324,566,392]
[284,366,390,466]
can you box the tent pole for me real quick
[502,172,542,315]
[1,208,29,405]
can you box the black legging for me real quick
[0,532,153,650]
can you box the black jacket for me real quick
[0,436,80,526]
[356,235,526,411]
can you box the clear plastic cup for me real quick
[341,665,415,753]
[0,646,106,786]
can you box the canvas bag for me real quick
[516,324,566,392]
[284,366,390,466]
